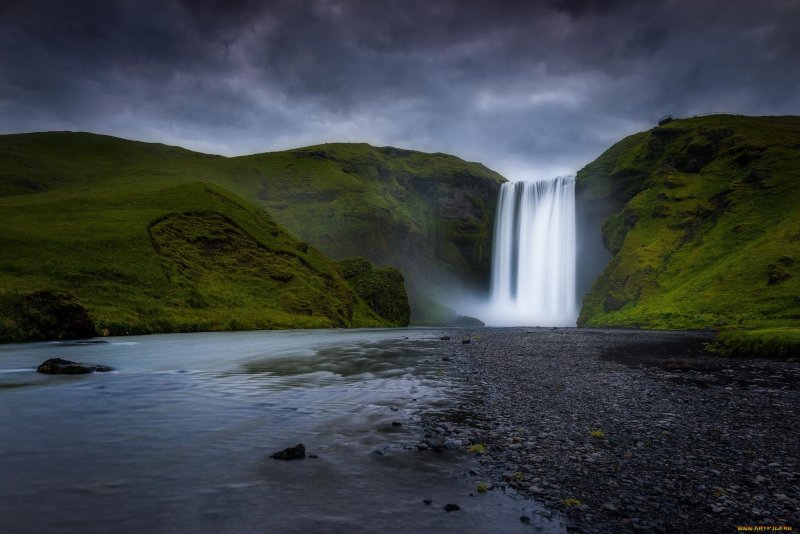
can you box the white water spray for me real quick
[485,177,577,326]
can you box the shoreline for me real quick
[426,327,800,533]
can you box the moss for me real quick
[577,115,800,330]
[0,133,503,325]
[0,291,96,341]
[338,257,410,326]
[0,176,405,338]
[710,327,800,358]
[467,443,486,454]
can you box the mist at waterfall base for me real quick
[468,176,579,327]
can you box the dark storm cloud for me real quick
[1,0,799,177]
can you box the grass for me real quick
[226,143,505,315]
[467,443,487,454]
[577,115,800,330]
[711,327,800,358]
[0,164,400,337]
[0,133,505,328]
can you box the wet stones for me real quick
[420,327,800,533]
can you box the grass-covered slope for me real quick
[577,115,800,330]
[0,133,504,324]
[225,143,505,313]
[0,134,407,338]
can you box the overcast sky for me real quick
[1,0,799,180]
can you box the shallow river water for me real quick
[0,328,563,533]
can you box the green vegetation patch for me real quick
[0,132,504,325]
[338,257,410,326]
[0,291,96,342]
[711,328,800,358]
[0,170,404,339]
[577,115,800,330]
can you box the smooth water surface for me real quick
[0,329,561,533]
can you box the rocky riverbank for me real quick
[424,327,800,533]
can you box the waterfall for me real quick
[487,177,577,326]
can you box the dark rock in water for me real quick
[271,443,306,460]
[37,358,113,375]
[441,356,452,361]
[462,339,471,344]
[307,454,319,459]
[452,315,485,327]
[391,421,402,427]
[423,499,433,506]
[440,336,451,340]
[444,503,460,512]
[520,516,531,524]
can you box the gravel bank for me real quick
[427,327,800,534]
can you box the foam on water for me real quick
[485,177,577,326]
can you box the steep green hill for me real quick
[0,132,503,337]
[225,143,505,316]
[577,115,800,329]
[0,151,406,339]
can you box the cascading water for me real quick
[486,176,577,326]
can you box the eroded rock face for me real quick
[37,358,113,375]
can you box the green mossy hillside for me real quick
[0,174,403,339]
[577,115,800,329]
[0,132,505,322]
[338,258,410,326]
[711,328,800,359]
[227,143,505,317]
[0,291,96,342]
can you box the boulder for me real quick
[271,443,306,460]
[37,357,113,374]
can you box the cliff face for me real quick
[576,115,800,329]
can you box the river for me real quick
[0,328,563,533]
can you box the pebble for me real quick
[419,328,800,534]
[444,439,462,450]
